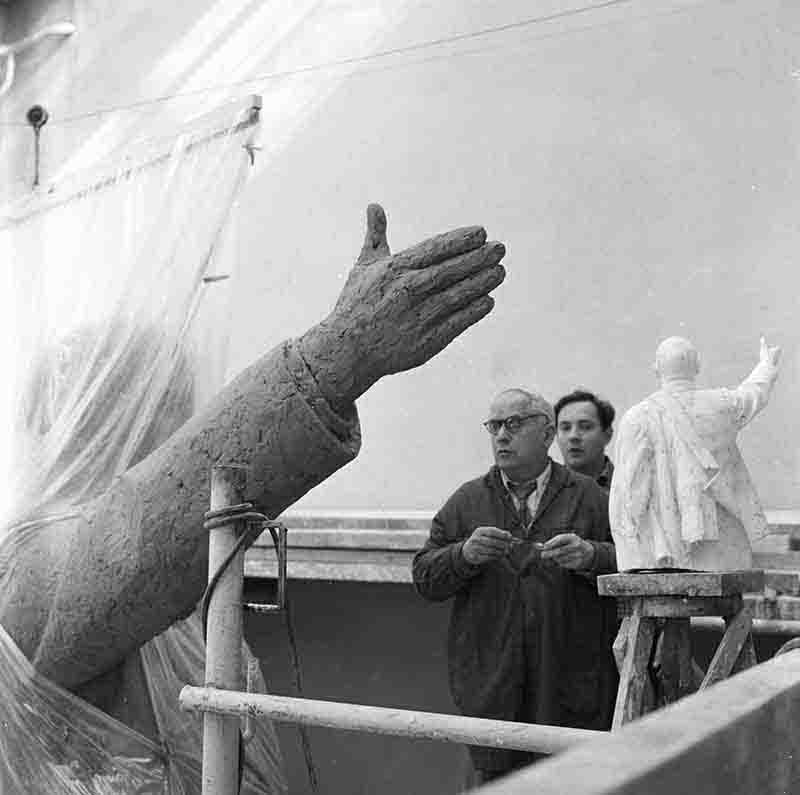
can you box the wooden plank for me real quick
[691,659,706,690]
[700,608,753,689]
[598,570,764,598]
[612,609,656,729]
[731,631,758,675]
[653,619,694,705]
[612,616,630,674]
[475,651,800,795]
[617,595,743,619]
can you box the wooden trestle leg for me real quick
[600,571,764,731]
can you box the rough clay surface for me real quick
[0,204,507,690]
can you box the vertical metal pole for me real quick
[202,464,247,795]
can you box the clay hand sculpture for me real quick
[0,203,506,691]
[299,204,505,414]
[609,336,780,571]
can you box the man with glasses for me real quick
[412,388,618,786]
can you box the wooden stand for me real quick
[597,570,764,729]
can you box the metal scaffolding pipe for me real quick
[201,466,248,795]
[180,687,603,755]
[692,616,800,637]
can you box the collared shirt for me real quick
[596,456,614,491]
[500,461,552,521]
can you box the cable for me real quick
[200,503,270,640]
[201,505,290,795]
[20,0,643,125]
[284,595,321,794]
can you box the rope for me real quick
[200,502,270,640]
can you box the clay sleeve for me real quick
[0,339,361,689]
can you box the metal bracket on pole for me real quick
[244,521,288,614]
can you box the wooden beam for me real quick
[653,618,694,704]
[618,595,743,618]
[700,608,753,689]
[612,609,656,729]
[475,651,800,795]
[598,571,764,598]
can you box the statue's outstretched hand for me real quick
[759,336,781,369]
[299,204,506,411]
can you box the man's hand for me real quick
[759,336,781,369]
[540,533,595,570]
[462,526,515,565]
[299,204,506,412]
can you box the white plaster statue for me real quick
[609,336,781,571]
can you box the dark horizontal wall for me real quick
[244,579,788,795]
[244,579,469,795]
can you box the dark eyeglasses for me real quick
[483,413,547,436]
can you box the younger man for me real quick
[554,389,615,490]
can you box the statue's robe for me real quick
[609,358,778,571]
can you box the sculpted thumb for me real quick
[356,203,390,266]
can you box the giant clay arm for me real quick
[0,204,506,689]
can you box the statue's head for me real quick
[654,336,700,383]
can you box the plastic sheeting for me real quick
[0,99,287,793]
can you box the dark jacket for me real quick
[412,461,618,771]
[596,456,614,491]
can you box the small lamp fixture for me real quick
[27,104,48,187]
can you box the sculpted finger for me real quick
[417,265,505,328]
[392,226,487,271]
[406,242,506,299]
[410,295,496,367]
[356,203,390,266]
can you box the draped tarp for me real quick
[0,98,287,793]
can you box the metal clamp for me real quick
[200,503,289,639]
[244,520,288,614]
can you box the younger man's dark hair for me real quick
[553,389,615,431]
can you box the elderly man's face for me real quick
[487,392,553,481]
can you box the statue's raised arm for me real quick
[732,336,782,428]
[0,204,506,690]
